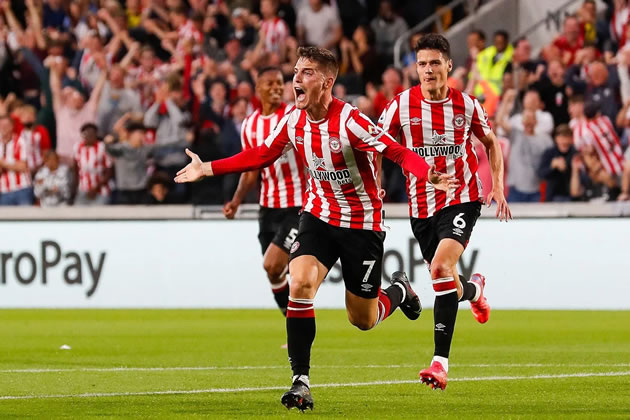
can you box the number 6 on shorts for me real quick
[453,212,466,229]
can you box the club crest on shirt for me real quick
[329,137,342,153]
[452,114,465,129]
[368,125,378,135]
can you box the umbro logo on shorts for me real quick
[361,283,373,292]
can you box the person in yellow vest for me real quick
[475,30,513,100]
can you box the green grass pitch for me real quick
[1,309,629,419]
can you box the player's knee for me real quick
[347,311,376,331]
[430,261,453,283]
[289,273,316,297]
[263,259,285,281]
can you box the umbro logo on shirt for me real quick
[411,117,422,125]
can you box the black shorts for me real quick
[257,206,301,254]
[289,212,385,299]
[410,201,482,264]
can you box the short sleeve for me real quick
[377,98,402,140]
[346,109,396,153]
[240,116,251,150]
[471,97,492,138]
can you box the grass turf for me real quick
[0,309,629,419]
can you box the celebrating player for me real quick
[378,34,512,390]
[175,46,458,411]
[223,67,306,316]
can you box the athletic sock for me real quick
[458,274,477,302]
[292,374,310,387]
[286,297,316,377]
[375,285,403,325]
[271,277,290,316]
[432,355,449,373]
[432,277,459,359]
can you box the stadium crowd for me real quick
[0,0,629,206]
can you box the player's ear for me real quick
[447,59,453,73]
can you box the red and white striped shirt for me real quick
[260,17,289,53]
[211,98,432,231]
[379,86,491,218]
[18,126,51,171]
[0,135,32,193]
[73,141,113,196]
[176,20,202,55]
[571,116,624,176]
[241,103,306,208]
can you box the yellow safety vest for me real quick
[474,44,514,98]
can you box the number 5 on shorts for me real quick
[362,260,376,283]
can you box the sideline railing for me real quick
[0,202,629,220]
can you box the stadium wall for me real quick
[0,203,628,310]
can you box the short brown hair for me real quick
[555,124,572,138]
[297,46,338,78]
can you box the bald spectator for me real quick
[372,67,403,118]
[370,0,408,62]
[296,0,342,50]
[532,59,571,126]
[585,61,621,124]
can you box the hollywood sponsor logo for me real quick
[328,136,342,153]
[311,153,326,169]
[452,114,466,129]
[290,240,300,254]
[308,168,353,185]
[0,240,106,297]
[412,144,463,158]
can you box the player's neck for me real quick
[306,93,333,121]
[261,102,281,116]
[421,85,449,101]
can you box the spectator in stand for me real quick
[338,25,386,94]
[573,100,625,177]
[73,122,113,206]
[50,58,106,162]
[571,144,621,201]
[497,97,554,202]
[370,0,408,63]
[465,29,486,73]
[552,15,584,67]
[16,104,51,173]
[372,67,403,118]
[585,61,621,124]
[475,29,513,100]
[104,119,191,205]
[508,38,544,94]
[532,59,571,126]
[500,89,554,136]
[538,124,577,202]
[33,150,71,206]
[97,49,142,137]
[296,0,342,50]
[42,0,68,33]
[128,45,167,110]
[229,8,257,49]
[259,0,289,55]
[619,147,630,201]
[0,113,33,205]
[146,171,173,204]
[143,76,191,200]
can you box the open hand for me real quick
[485,187,512,222]
[174,149,204,183]
[428,165,459,199]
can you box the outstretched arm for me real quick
[174,145,284,183]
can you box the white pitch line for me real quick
[1,371,629,401]
[1,363,630,374]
